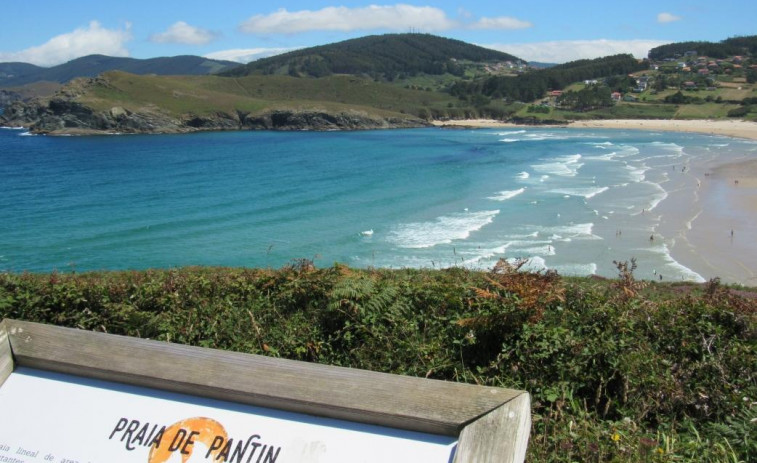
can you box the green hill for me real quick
[648,35,757,60]
[0,62,44,82]
[0,54,241,88]
[222,33,522,79]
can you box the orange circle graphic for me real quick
[148,417,228,463]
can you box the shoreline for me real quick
[433,118,757,286]
[432,118,757,141]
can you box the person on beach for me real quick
[650,235,654,242]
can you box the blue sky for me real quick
[1,1,755,67]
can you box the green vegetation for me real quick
[221,33,521,80]
[1,261,754,462]
[557,85,613,111]
[649,36,757,60]
[450,54,647,102]
[67,71,521,122]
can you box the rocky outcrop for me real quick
[1,98,189,134]
[240,110,426,131]
[1,98,430,135]
[0,90,23,110]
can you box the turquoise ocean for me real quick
[1,126,755,280]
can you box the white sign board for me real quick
[0,367,457,463]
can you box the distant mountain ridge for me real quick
[222,33,523,79]
[0,54,240,88]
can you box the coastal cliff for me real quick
[1,100,429,134]
[0,74,432,134]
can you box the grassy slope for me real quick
[1,264,754,462]
[79,71,462,120]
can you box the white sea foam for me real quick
[508,239,552,247]
[587,141,614,147]
[19,131,35,136]
[498,130,526,136]
[388,210,499,248]
[488,187,525,201]
[686,210,703,230]
[590,152,618,161]
[652,141,685,153]
[623,162,648,182]
[1,126,25,130]
[516,171,530,179]
[643,181,668,210]
[549,187,609,199]
[459,244,512,267]
[511,256,548,272]
[531,154,583,177]
[360,229,374,236]
[513,245,556,256]
[541,223,601,240]
[553,263,598,276]
[500,138,519,143]
[647,243,706,282]
[506,232,541,240]
[616,145,640,157]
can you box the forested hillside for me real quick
[222,33,522,79]
[450,54,647,102]
[648,35,757,60]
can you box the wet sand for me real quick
[654,156,757,286]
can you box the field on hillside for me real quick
[83,72,466,120]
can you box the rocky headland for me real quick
[0,76,430,135]
[1,98,429,135]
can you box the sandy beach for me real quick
[568,119,757,142]
[433,118,757,286]
[433,118,757,141]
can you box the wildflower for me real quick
[656,447,664,454]
[611,433,620,442]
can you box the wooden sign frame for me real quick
[0,318,530,462]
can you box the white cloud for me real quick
[240,5,457,34]
[239,5,534,35]
[657,12,682,23]
[150,21,218,45]
[470,16,532,30]
[204,47,298,64]
[484,39,668,63]
[0,21,132,67]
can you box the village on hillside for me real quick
[535,50,756,119]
